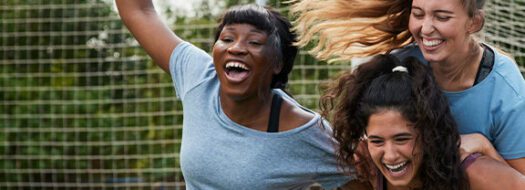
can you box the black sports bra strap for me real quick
[474,44,495,85]
[267,93,283,133]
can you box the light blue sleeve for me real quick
[491,56,525,159]
[494,99,525,159]
[169,42,215,100]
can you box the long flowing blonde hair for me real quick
[289,0,413,62]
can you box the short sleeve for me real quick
[493,98,525,159]
[490,54,525,159]
[311,120,355,189]
[169,42,215,100]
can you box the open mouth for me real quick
[224,61,250,83]
[384,161,409,174]
[422,39,444,47]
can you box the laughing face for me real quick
[212,24,280,101]
[409,0,477,63]
[366,110,422,188]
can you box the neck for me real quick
[387,184,411,190]
[430,42,483,91]
[386,180,422,190]
[220,90,273,131]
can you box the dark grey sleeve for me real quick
[391,43,427,64]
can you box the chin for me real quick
[421,53,444,63]
[221,89,247,100]
[389,180,412,187]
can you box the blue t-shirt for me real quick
[395,44,525,159]
[169,42,352,189]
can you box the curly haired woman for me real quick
[321,54,522,189]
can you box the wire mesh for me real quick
[1,0,183,189]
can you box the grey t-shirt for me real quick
[169,42,353,189]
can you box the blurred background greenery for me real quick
[1,0,523,189]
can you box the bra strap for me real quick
[474,45,495,85]
[267,93,283,133]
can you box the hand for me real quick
[460,133,506,164]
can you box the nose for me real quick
[421,17,435,35]
[382,142,400,163]
[227,41,248,55]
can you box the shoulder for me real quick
[274,89,320,132]
[280,100,315,131]
[170,41,210,60]
[280,100,317,131]
[492,47,518,68]
[169,41,215,75]
[490,48,525,99]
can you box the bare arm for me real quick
[461,133,525,176]
[466,156,525,190]
[459,133,506,163]
[507,158,525,175]
[115,0,182,72]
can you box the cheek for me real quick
[259,48,279,73]
[212,42,218,51]
[367,145,382,162]
[435,22,466,39]
[407,141,421,157]
[408,18,420,34]
[212,44,224,59]
[260,47,276,62]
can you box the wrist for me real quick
[461,152,482,170]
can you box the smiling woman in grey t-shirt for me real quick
[115,1,355,189]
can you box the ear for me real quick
[468,10,485,34]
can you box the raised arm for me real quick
[115,0,182,72]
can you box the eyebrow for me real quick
[411,6,454,14]
[368,133,413,139]
[223,26,266,34]
[434,10,454,14]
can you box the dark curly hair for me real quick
[320,55,468,190]
[214,4,298,91]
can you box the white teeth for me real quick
[225,62,249,71]
[384,161,407,170]
[422,39,443,47]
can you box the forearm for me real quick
[466,156,525,190]
[115,0,155,15]
[115,0,159,35]
[115,0,180,72]
[507,158,525,175]
[460,133,506,164]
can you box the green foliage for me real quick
[1,0,182,187]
